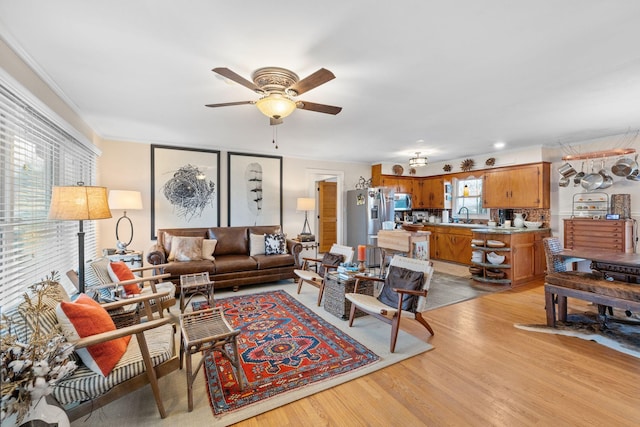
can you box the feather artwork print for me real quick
[245,162,263,223]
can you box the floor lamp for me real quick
[48,184,111,293]
[296,197,315,241]
[108,190,143,253]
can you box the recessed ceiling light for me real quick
[494,141,505,149]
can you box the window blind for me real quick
[0,83,99,308]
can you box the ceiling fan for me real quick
[206,67,342,125]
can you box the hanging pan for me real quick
[581,160,604,191]
[611,154,638,177]
[598,160,613,189]
[626,169,640,182]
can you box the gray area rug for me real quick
[424,272,508,311]
[515,311,640,358]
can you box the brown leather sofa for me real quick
[147,225,302,292]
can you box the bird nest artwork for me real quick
[162,164,216,220]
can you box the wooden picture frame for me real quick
[227,152,282,226]
[151,144,220,240]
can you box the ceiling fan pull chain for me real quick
[272,126,278,149]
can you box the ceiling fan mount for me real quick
[206,66,342,125]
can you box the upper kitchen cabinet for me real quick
[413,176,444,209]
[483,162,550,208]
[381,176,414,193]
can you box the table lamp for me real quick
[108,190,143,253]
[296,197,315,242]
[48,183,111,293]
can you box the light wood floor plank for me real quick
[233,280,640,426]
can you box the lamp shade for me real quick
[108,190,143,210]
[409,152,428,168]
[296,197,315,211]
[48,185,112,220]
[255,93,297,119]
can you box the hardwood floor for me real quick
[234,281,640,426]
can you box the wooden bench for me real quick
[544,271,640,327]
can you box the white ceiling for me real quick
[1,0,640,165]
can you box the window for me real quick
[453,177,488,220]
[0,81,100,307]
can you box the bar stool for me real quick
[179,307,244,411]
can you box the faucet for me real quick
[457,206,470,223]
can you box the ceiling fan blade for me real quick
[296,101,342,115]
[287,68,335,96]
[212,67,264,94]
[205,101,254,108]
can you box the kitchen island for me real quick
[470,227,551,287]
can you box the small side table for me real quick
[105,250,143,268]
[180,308,244,411]
[323,272,374,319]
[179,272,214,313]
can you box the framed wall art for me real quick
[151,144,220,240]
[227,152,282,226]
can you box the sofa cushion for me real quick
[160,229,209,255]
[202,239,217,261]
[208,227,249,255]
[252,253,295,269]
[265,233,287,255]
[249,233,266,256]
[168,236,204,261]
[212,255,258,274]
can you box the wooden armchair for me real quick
[345,255,434,352]
[293,244,354,306]
[67,260,176,314]
[60,290,179,420]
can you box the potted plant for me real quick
[1,273,77,426]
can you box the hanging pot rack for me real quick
[562,148,636,161]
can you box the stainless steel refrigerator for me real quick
[346,187,394,267]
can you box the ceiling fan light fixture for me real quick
[255,93,297,119]
[409,152,428,167]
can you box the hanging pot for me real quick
[559,175,570,187]
[598,160,614,189]
[573,161,585,186]
[558,162,577,178]
[581,161,604,191]
[626,169,640,181]
[611,155,638,177]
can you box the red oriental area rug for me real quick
[199,290,379,418]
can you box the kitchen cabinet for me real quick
[470,229,550,287]
[433,226,473,265]
[380,176,413,193]
[483,162,550,208]
[413,177,444,209]
[564,218,633,253]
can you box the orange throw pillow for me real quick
[56,294,131,376]
[107,261,141,295]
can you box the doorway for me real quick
[317,181,337,253]
[304,169,344,253]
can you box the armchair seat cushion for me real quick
[345,293,400,319]
[52,323,175,406]
[142,281,176,307]
[293,268,322,283]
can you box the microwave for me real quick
[394,193,412,211]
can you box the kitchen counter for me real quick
[471,227,550,234]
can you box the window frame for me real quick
[452,176,489,221]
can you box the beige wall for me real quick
[96,139,371,256]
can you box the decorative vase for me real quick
[5,396,70,427]
[513,213,527,228]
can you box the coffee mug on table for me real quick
[503,220,511,228]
